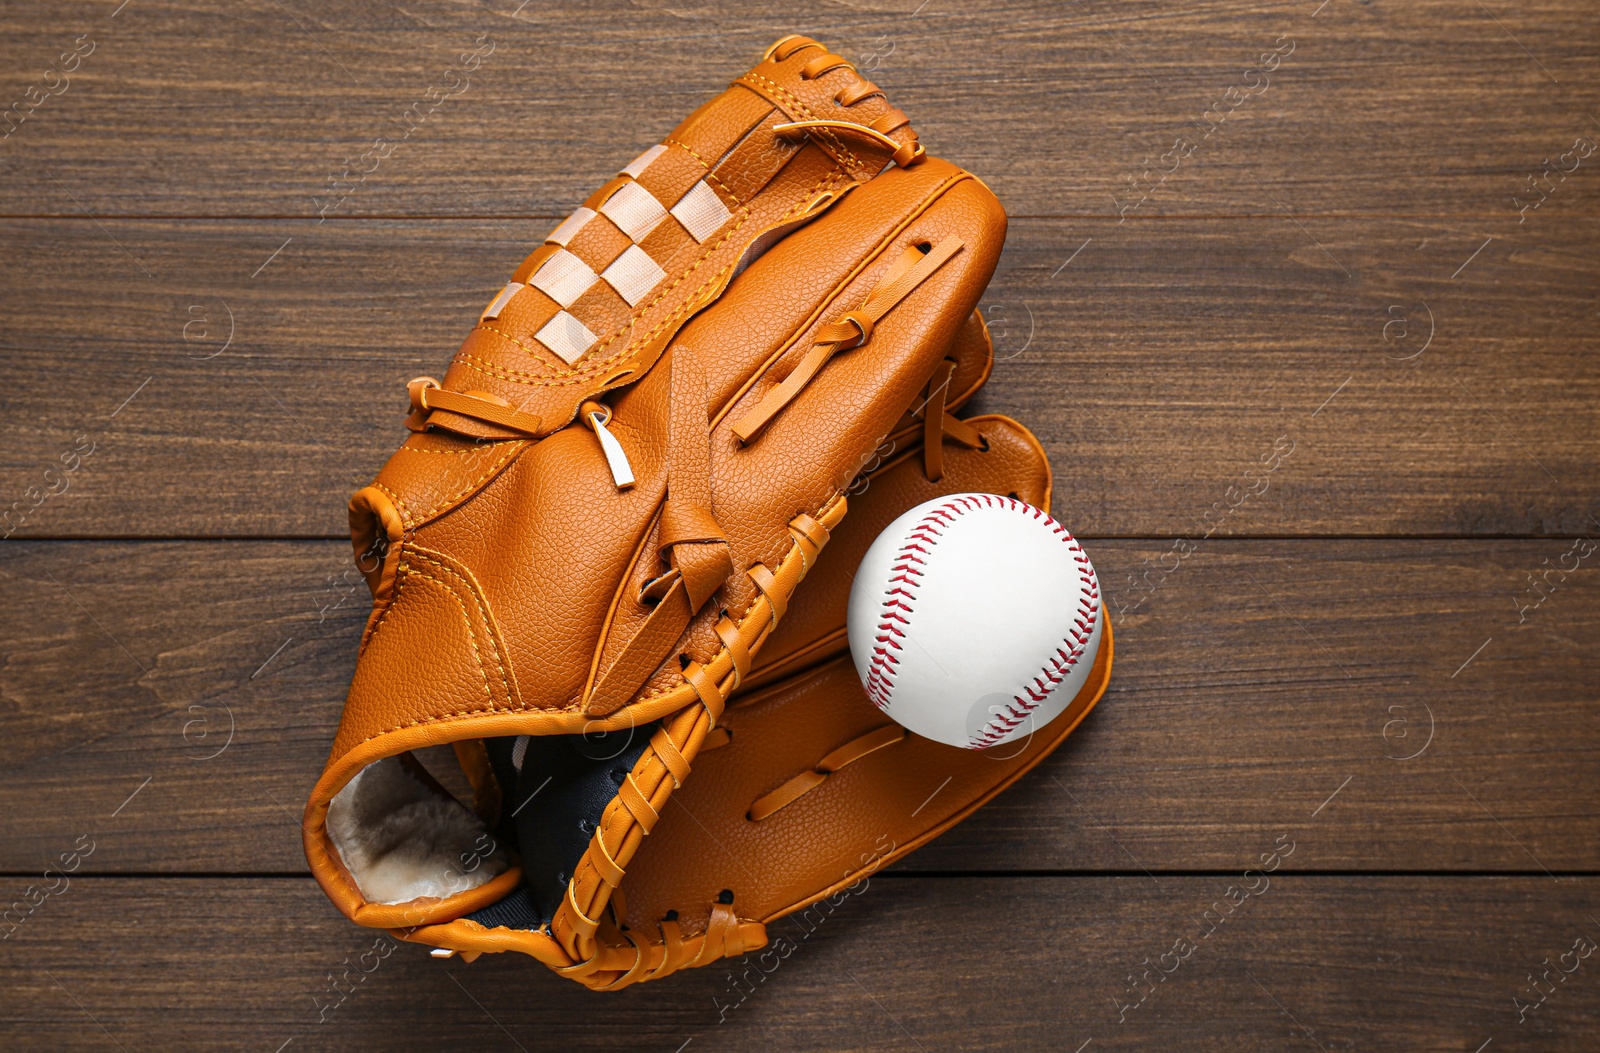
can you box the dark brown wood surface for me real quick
[5,876,1598,1052]
[0,539,1594,875]
[2,1,1596,1049]
[1,216,1596,537]
[1,0,1597,219]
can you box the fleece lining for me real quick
[327,755,509,905]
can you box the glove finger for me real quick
[613,610,1112,969]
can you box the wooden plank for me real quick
[1,538,1594,874]
[1,875,1595,1050]
[0,215,1594,537]
[2,2,1594,1045]
[0,1,1596,219]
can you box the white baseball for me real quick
[847,493,1103,749]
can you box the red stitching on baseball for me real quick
[861,495,1099,742]
[969,499,1098,746]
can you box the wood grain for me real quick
[2,0,1597,1045]
[0,1,1597,219]
[0,538,1593,874]
[1,875,1595,1051]
[0,216,1593,537]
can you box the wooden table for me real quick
[2,2,1596,1049]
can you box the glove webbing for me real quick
[554,496,844,978]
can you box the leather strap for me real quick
[651,729,692,788]
[406,377,544,437]
[661,348,733,612]
[942,412,984,450]
[732,237,963,443]
[747,563,785,629]
[799,51,853,80]
[747,724,907,820]
[618,899,766,987]
[715,615,751,688]
[772,119,925,168]
[837,78,883,106]
[922,358,956,482]
[650,915,687,981]
[764,34,820,61]
[618,773,661,834]
[787,511,830,559]
[564,878,603,940]
[589,834,626,887]
[695,902,756,965]
[681,659,728,726]
[912,361,987,482]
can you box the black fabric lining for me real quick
[467,724,656,931]
[464,884,546,931]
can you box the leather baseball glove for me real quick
[304,35,1111,989]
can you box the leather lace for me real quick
[918,357,985,482]
[404,376,543,437]
[732,236,965,443]
[763,35,921,167]
[746,724,906,820]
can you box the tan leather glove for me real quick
[591,322,1113,989]
[303,35,1109,990]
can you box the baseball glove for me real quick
[590,388,1113,993]
[304,35,1111,989]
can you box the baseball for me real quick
[847,493,1103,749]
